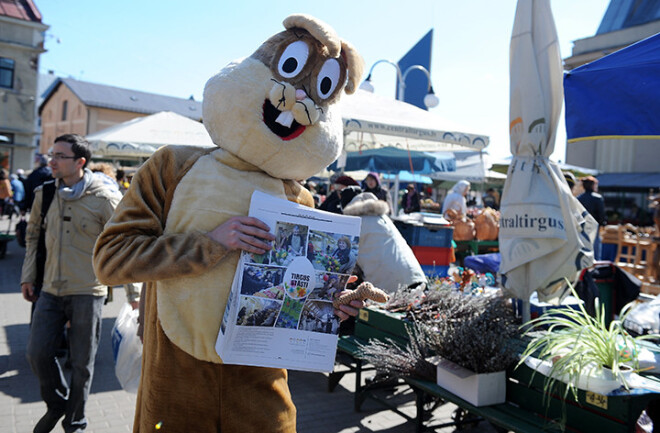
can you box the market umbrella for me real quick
[499,0,598,311]
[328,146,455,214]
[327,146,455,173]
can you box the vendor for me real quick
[400,183,421,214]
[442,180,470,217]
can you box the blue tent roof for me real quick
[564,32,660,142]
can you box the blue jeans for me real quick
[594,232,602,261]
[27,292,105,433]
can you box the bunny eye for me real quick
[277,41,309,79]
[316,59,341,100]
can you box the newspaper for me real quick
[216,190,361,372]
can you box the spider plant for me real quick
[518,281,658,403]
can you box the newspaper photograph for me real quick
[216,190,361,372]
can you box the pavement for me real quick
[0,215,498,433]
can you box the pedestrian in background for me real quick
[362,172,392,214]
[0,168,12,216]
[24,153,53,212]
[319,175,359,214]
[578,176,606,261]
[400,183,421,214]
[19,134,130,433]
[10,173,25,209]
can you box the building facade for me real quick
[38,77,203,156]
[0,0,48,172]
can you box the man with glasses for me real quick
[20,134,123,433]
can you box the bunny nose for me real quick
[295,89,307,101]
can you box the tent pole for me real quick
[393,172,400,216]
[522,299,531,324]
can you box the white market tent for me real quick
[339,89,489,153]
[87,111,214,159]
[88,91,490,168]
[430,150,507,184]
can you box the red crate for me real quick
[412,246,453,266]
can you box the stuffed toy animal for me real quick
[94,14,363,433]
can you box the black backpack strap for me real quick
[34,180,56,290]
[40,180,56,223]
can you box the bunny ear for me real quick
[283,14,341,57]
[341,40,365,95]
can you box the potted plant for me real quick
[357,283,519,406]
[518,282,659,404]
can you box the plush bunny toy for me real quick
[94,14,363,433]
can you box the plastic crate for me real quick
[394,221,454,248]
[411,246,453,266]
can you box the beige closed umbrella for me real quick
[499,0,598,318]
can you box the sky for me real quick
[35,0,611,163]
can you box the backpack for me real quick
[15,218,27,247]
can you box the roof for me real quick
[597,0,660,34]
[39,77,203,120]
[597,172,660,191]
[0,0,42,22]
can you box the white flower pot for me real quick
[431,356,506,407]
[524,357,633,395]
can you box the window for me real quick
[0,132,15,144]
[0,57,15,89]
[62,100,68,121]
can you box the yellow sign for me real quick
[358,309,369,321]
[585,392,608,410]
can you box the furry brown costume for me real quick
[94,15,363,433]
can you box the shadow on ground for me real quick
[0,317,124,403]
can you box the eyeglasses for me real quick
[47,153,78,161]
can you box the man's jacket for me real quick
[21,173,122,297]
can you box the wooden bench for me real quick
[331,306,660,433]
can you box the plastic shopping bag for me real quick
[111,302,142,393]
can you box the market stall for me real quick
[86,111,215,161]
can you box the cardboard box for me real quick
[431,356,506,407]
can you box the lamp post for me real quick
[357,60,439,215]
[359,60,439,109]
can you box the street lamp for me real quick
[359,59,439,109]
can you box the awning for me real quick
[597,172,660,191]
[564,32,660,143]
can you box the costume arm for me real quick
[20,188,43,284]
[93,146,228,286]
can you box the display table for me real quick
[455,239,499,256]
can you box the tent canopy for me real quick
[382,171,433,185]
[429,150,494,183]
[327,146,455,174]
[339,89,489,152]
[564,32,660,143]
[597,172,660,191]
[87,111,215,158]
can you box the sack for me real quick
[474,208,499,241]
[452,218,475,241]
[111,303,143,393]
[15,218,26,247]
